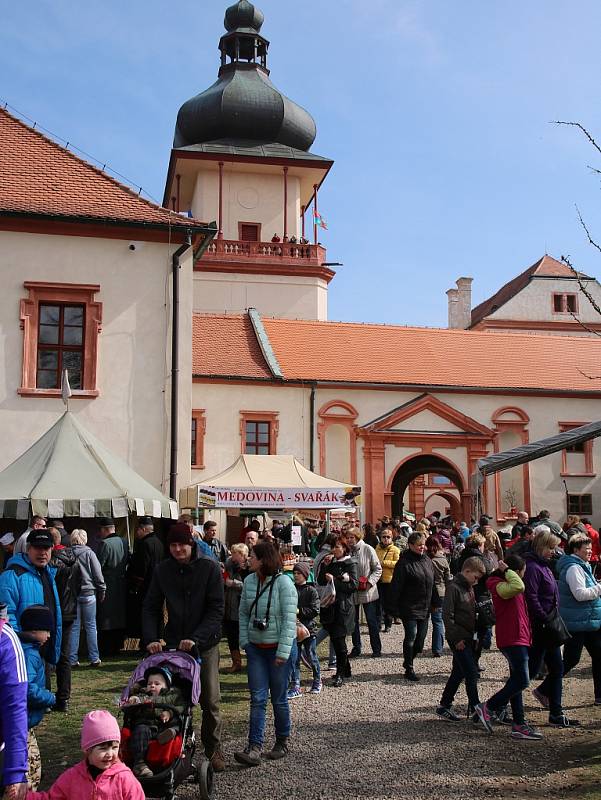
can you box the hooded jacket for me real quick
[142,549,224,654]
[391,549,437,620]
[487,570,531,649]
[523,550,559,624]
[0,553,62,664]
[557,553,601,632]
[318,555,359,637]
[26,758,144,800]
[20,637,56,727]
[442,573,476,646]
[0,617,28,787]
[351,540,382,605]
[375,542,401,584]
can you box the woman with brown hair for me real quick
[317,537,359,687]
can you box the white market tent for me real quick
[180,454,361,510]
[0,411,178,520]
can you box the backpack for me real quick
[50,550,82,621]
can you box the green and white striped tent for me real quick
[0,411,178,520]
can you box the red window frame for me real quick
[191,409,206,468]
[19,282,102,398]
[239,411,278,455]
[568,494,593,515]
[36,303,86,390]
[559,421,595,477]
[552,293,578,314]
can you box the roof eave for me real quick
[0,209,215,236]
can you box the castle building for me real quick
[1,0,601,528]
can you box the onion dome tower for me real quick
[173,0,317,151]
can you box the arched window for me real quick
[491,407,530,519]
[317,401,358,484]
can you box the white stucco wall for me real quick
[192,381,601,526]
[193,270,328,320]
[0,230,192,497]
[489,277,601,323]
[192,169,301,241]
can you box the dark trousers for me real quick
[331,635,348,678]
[563,629,601,700]
[377,582,394,629]
[352,601,382,655]
[130,723,153,763]
[402,617,429,670]
[487,645,530,725]
[528,642,563,717]
[98,629,125,657]
[440,642,481,710]
[200,643,222,756]
[223,619,240,652]
[56,620,73,702]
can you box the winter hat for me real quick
[144,665,172,689]
[81,710,121,751]
[0,533,14,547]
[20,604,54,632]
[292,562,311,579]
[167,523,194,546]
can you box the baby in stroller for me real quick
[121,665,186,778]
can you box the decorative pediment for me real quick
[359,393,493,438]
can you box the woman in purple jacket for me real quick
[524,527,580,727]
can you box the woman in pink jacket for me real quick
[27,710,143,800]
[481,554,543,742]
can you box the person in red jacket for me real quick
[581,519,600,569]
[481,554,543,741]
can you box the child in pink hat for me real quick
[27,710,143,799]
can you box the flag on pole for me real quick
[61,369,72,407]
[313,212,328,230]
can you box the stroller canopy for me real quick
[122,652,201,706]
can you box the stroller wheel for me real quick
[197,760,214,800]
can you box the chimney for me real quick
[447,277,473,329]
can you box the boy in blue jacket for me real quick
[18,605,56,790]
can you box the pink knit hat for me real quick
[81,710,121,751]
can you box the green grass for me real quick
[36,642,250,789]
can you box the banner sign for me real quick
[196,485,361,509]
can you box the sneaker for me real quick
[371,652,382,659]
[325,661,337,671]
[474,702,493,734]
[548,713,581,728]
[532,688,550,709]
[287,687,302,700]
[491,707,514,726]
[332,674,344,688]
[70,661,80,667]
[234,745,261,767]
[133,761,153,778]
[89,660,102,668]
[309,681,322,694]
[53,700,69,713]
[432,652,442,658]
[511,723,544,741]
[436,706,461,722]
[594,698,601,706]
[264,739,289,760]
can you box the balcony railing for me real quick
[204,238,326,266]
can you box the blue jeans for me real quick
[291,635,321,685]
[487,645,530,725]
[315,626,336,665]
[440,642,481,710]
[352,601,382,655]
[529,641,563,717]
[245,643,291,747]
[431,609,444,655]
[402,617,429,669]
[69,595,99,665]
[287,638,298,687]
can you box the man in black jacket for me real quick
[127,516,164,640]
[143,524,225,772]
[48,528,78,712]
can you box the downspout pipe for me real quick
[169,234,192,500]
[310,383,317,472]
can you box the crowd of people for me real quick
[0,505,600,797]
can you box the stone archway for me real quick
[424,489,462,520]
[390,453,466,520]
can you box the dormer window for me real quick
[553,293,578,313]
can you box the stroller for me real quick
[119,652,214,800]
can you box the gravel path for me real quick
[185,625,600,800]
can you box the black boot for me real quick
[344,659,351,678]
[404,667,419,681]
[332,673,344,687]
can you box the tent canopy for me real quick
[0,411,178,520]
[474,419,601,490]
[181,454,361,510]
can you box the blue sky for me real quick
[3,0,601,326]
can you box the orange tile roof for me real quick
[193,314,272,379]
[193,312,601,393]
[0,108,198,229]
[470,255,589,326]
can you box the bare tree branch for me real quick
[576,205,601,255]
[577,367,601,380]
[554,120,601,157]
[587,164,601,176]
[561,254,601,316]
[569,310,601,338]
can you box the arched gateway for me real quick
[390,454,464,519]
